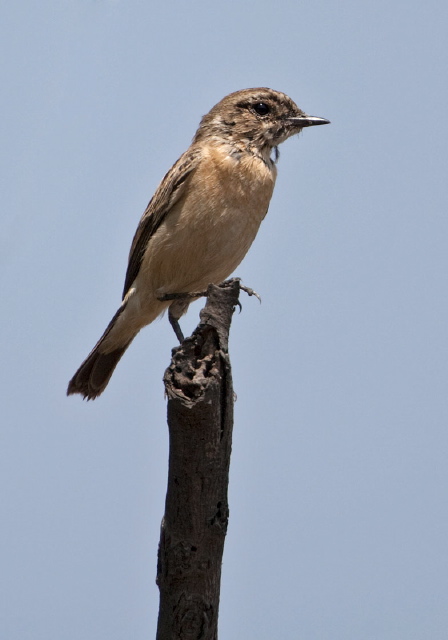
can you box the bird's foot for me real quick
[158,280,261,341]
[239,284,261,303]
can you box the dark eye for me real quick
[253,102,270,116]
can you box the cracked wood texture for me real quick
[156,279,241,640]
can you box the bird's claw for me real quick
[239,284,261,303]
[159,281,261,331]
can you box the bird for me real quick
[67,87,329,400]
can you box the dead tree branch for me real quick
[156,278,241,640]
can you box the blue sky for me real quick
[2,1,448,638]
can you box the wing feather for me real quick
[122,148,202,299]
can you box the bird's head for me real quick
[194,87,329,156]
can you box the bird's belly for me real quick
[145,204,263,295]
[136,151,275,300]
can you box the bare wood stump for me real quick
[156,279,241,640]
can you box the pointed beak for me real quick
[287,115,330,127]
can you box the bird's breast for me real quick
[195,147,273,218]
[139,144,277,296]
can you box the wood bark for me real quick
[156,279,241,640]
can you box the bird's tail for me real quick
[67,304,135,400]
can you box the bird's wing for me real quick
[122,147,202,299]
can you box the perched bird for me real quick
[67,87,329,399]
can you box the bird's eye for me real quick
[253,102,270,116]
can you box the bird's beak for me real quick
[287,115,330,127]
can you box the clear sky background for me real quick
[2,1,447,638]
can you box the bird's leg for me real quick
[168,308,185,344]
[158,291,207,302]
[158,293,201,344]
[158,281,261,342]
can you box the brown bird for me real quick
[67,87,329,399]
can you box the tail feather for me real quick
[67,343,131,400]
[67,303,135,400]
